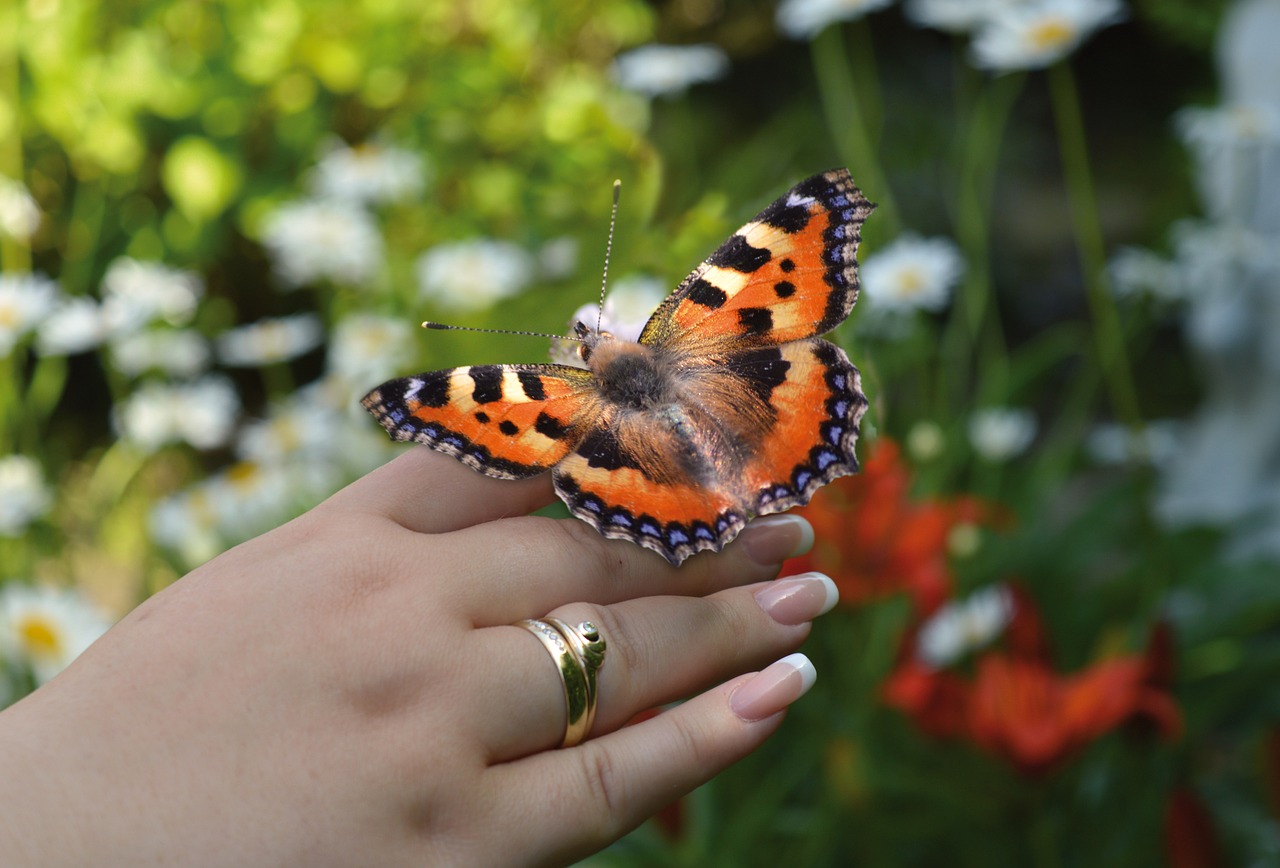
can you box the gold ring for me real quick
[516,618,591,747]
[543,618,606,737]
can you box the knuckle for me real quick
[574,743,628,838]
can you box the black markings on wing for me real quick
[361,364,595,481]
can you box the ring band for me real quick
[516,617,607,748]
[543,618,606,737]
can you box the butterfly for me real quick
[363,168,873,566]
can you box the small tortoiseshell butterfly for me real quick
[363,169,873,565]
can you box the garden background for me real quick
[2,0,1278,864]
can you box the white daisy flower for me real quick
[204,460,314,543]
[971,0,1124,72]
[100,258,204,330]
[776,0,896,39]
[611,44,730,97]
[235,390,343,464]
[0,273,59,357]
[0,455,52,537]
[215,313,324,367]
[916,584,1014,668]
[0,177,41,242]
[108,329,211,378]
[416,239,535,312]
[860,234,964,313]
[36,296,110,356]
[0,584,112,685]
[113,376,240,452]
[969,407,1037,461]
[1177,103,1280,224]
[309,139,428,206]
[327,313,414,389]
[261,199,385,289]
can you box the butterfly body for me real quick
[364,169,873,565]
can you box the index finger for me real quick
[333,447,557,534]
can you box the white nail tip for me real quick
[777,652,817,694]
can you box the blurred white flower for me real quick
[776,0,895,39]
[1087,420,1182,467]
[113,376,241,452]
[0,273,59,357]
[969,407,1036,460]
[149,486,224,567]
[202,460,307,543]
[1108,246,1186,305]
[416,239,534,312]
[261,199,385,288]
[327,313,414,388]
[905,0,1009,32]
[971,0,1124,71]
[860,234,964,313]
[551,274,666,367]
[916,585,1014,668]
[309,139,428,206]
[906,420,946,462]
[611,44,730,97]
[36,296,109,356]
[0,177,40,242]
[108,329,211,378]
[100,258,204,329]
[1177,103,1280,226]
[0,455,52,537]
[216,313,324,367]
[0,584,111,685]
[537,237,580,281]
[235,390,343,464]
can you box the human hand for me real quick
[0,447,836,866]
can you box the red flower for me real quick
[965,642,1181,776]
[783,440,995,613]
[883,586,1181,776]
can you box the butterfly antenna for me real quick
[596,179,622,333]
[421,321,581,343]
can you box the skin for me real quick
[0,447,830,867]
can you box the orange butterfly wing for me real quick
[362,364,597,479]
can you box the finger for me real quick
[481,654,818,866]
[472,573,837,760]
[328,447,556,534]
[437,512,816,622]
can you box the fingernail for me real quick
[754,572,839,625]
[729,653,817,722]
[738,515,814,566]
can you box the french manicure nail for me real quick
[754,573,839,625]
[729,653,817,722]
[738,515,815,566]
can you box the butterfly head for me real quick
[572,319,617,366]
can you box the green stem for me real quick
[1047,62,1141,428]
[810,24,900,235]
[934,69,1023,456]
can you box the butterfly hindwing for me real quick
[639,168,874,350]
[362,364,598,480]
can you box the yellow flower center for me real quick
[0,301,18,330]
[1029,18,1075,52]
[18,614,63,660]
[895,267,926,297]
